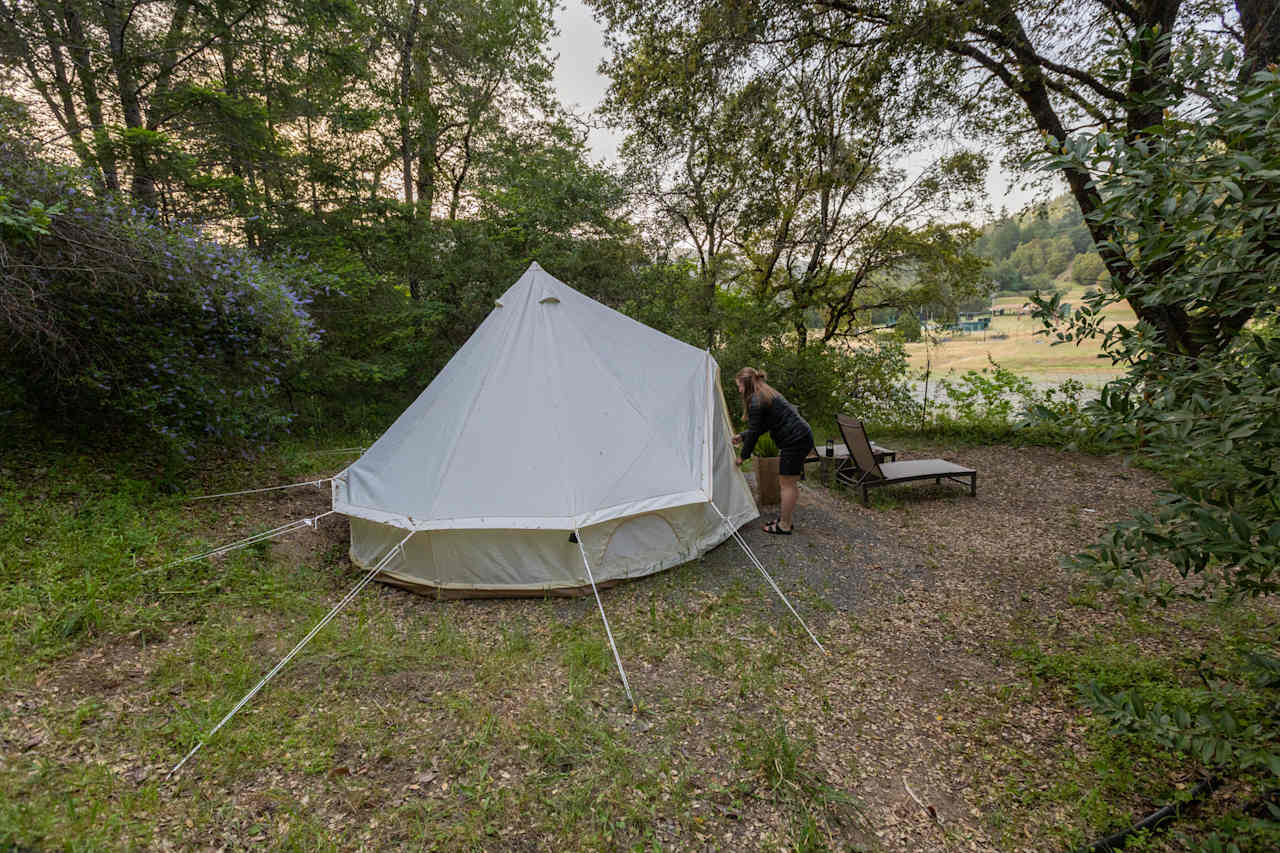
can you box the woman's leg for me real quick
[778,474,801,530]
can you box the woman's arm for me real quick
[738,397,767,461]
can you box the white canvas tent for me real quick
[333,261,758,596]
[164,263,824,778]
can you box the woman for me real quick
[731,367,815,534]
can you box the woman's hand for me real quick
[731,433,743,447]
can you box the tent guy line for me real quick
[187,477,335,501]
[711,502,827,654]
[144,510,337,574]
[166,531,414,780]
[574,525,636,710]
[151,262,813,774]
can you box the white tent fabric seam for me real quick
[424,305,518,522]
[333,482,715,531]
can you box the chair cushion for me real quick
[878,459,974,480]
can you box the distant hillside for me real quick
[975,195,1106,294]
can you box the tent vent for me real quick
[539,295,560,304]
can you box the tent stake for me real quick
[574,527,637,711]
[710,504,826,654]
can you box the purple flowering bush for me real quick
[0,116,317,451]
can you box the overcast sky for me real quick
[548,0,621,162]
[547,0,1050,219]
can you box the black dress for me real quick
[738,393,815,475]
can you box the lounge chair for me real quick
[834,415,977,506]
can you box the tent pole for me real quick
[573,527,637,711]
[166,531,413,780]
[709,503,826,654]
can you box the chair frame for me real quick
[834,415,977,506]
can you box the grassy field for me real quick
[904,287,1136,384]
[3,433,1273,850]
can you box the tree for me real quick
[590,0,1280,360]
[732,51,988,349]
[602,24,759,348]
[1070,251,1106,287]
[369,0,555,218]
[598,1,987,352]
[989,217,1021,257]
[1028,67,1280,847]
[895,309,921,342]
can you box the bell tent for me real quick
[333,261,758,596]
[164,263,822,777]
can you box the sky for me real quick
[548,0,622,162]
[547,0,1052,221]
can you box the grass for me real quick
[0,430,375,682]
[970,600,1274,852]
[0,434,840,849]
[906,285,1136,382]
[3,427,1274,850]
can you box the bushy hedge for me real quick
[0,114,318,451]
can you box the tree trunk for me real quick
[100,0,158,210]
[399,0,421,206]
[61,0,119,192]
[416,113,437,216]
[33,1,92,168]
[1123,0,1180,136]
[147,0,191,131]
[218,37,255,233]
[447,125,473,220]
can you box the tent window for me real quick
[605,514,679,562]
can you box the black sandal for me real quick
[763,520,793,535]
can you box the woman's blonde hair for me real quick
[735,366,778,415]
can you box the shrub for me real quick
[753,433,779,457]
[0,116,318,451]
[894,311,921,342]
[718,336,916,437]
[1028,63,1280,842]
[931,359,1034,426]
